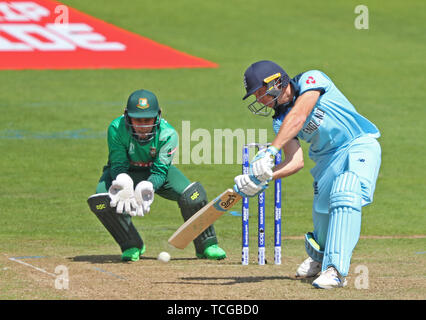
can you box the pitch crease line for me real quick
[8,257,56,277]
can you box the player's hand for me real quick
[134,181,155,216]
[233,174,268,198]
[108,173,138,214]
[250,146,279,182]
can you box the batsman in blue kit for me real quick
[233,60,381,289]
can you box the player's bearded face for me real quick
[254,87,275,108]
[254,84,292,107]
[130,117,156,139]
[277,84,293,105]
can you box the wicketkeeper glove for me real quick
[108,173,138,215]
[134,181,155,216]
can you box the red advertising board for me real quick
[0,0,218,69]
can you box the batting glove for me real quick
[250,146,279,182]
[108,173,138,215]
[134,181,155,217]
[233,174,269,198]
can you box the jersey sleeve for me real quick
[298,70,331,96]
[107,120,130,179]
[147,128,179,191]
[272,117,282,135]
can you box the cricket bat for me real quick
[168,189,242,249]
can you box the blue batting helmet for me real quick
[242,60,290,100]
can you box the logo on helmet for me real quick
[137,98,150,109]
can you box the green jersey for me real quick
[106,115,178,190]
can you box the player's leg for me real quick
[347,137,382,207]
[312,171,361,289]
[297,212,327,278]
[157,165,226,260]
[313,137,381,289]
[298,212,329,278]
[91,167,145,261]
[299,168,337,278]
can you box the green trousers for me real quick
[96,165,190,200]
[94,165,217,254]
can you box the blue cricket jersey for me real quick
[272,70,380,166]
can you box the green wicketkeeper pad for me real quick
[87,193,144,252]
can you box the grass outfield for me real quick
[0,0,425,300]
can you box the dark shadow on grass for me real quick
[141,256,199,262]
[68,255,198,264]
[154,275,314,286]
[68,255,124,264]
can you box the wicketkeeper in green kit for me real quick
[88,89,226,262]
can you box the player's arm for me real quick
[134,127,178,216]
[250,90,319,182]
[271,90,320,150]
[107,123,130,179]
[147,131,178,191]
[105,123,140,214]
[234,139,303,198]
[273,138,304,179]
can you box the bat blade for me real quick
[168,189,242,249]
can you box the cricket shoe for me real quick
[196,244,227,260]
[312,266,347,289]
[296,257,322,278]
[121,244,146,262]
